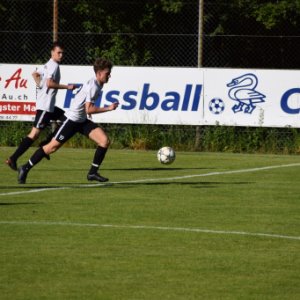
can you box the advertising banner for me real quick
[203,68,300,127]
[1,63,300,127]
[0,64,37,121]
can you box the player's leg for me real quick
[17,138,62,184]
[39,107,65,147]
[84,122,110,182]
[17,118,75,184]
[5,127,41,171]
[38,107,65,161]
[5,110,50,170]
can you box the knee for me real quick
[43,143,60,154]
[28,130,40,140]
[98,137,110,148]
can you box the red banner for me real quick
[0,101,36,115]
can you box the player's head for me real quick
[93,58,113,85]
[51,41,65,63]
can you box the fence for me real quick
[2,0,300,68]
[1,0,300,153]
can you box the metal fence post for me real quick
[195,0,204,150]
[53,0,58,42]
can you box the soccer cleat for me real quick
[5,158,17,171]
[87,173,109,182]
[18,166,29,184]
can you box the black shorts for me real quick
[33,107,65,129]
[54,118,98,144]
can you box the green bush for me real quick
[1,122,299,154]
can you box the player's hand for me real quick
[67,84,77,90]
[110,101,119,111]
[32,72,42,88]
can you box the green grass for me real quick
[0,147,300,300]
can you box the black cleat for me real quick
[5,158,17,171]
[18,166,29,184]
[87,173,109,182]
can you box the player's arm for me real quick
[47,78,75,90]
[85,101,119,115]
[32,71,41,87]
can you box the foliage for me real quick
[72,0,183,65]
[203,0,300,67]
[160,0,183,13]
[208,0,300,34]
[1,122,299,155]
[252,1,300,30]
[2,0,300,67]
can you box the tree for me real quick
[203,0,300,68]
[67,0,186,65]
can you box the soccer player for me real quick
[5,41,75,171]
[18,57,119,184]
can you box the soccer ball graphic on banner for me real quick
[157,146,176,165]
[209,98,225,114]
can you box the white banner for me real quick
[0,64,37,121]
[1,63,300,127]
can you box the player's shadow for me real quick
[0,202,41,206]
[0,185,62,190]
[107,167,215,171]
[107,181,252,188]
[41,167,215,172]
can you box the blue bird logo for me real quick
[227,73,266,114]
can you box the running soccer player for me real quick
[18,57,119,184]
[5,41,75,171]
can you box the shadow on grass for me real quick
[96,181,253,188]
[35,167,215,172]
[0,178,253,192]
[0,202,40,205]
[0,185,63,189]
[107,167,215,171]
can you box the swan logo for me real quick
[227,73,266,114]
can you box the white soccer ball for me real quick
[157,146,176,165]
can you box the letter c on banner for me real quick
[281,88,300,114]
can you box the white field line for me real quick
[0,220,299,241]
[1,162,300,197]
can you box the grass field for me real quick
[0,146,300,300]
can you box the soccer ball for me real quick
[209,98,225,114]
[157,146,176,165]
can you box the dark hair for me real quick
[51,41,64,51]
[93,58,113,73]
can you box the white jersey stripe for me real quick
[35,110,47,127]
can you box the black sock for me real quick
[23,147,47,171]
[89,146,107,174]
[11,137,34,161]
